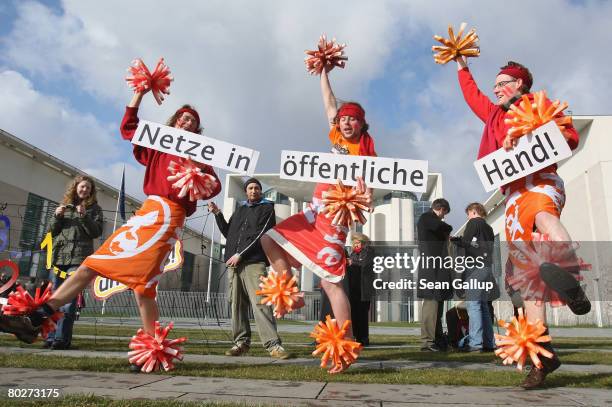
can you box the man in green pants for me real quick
[208,178,289,359]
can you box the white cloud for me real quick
[0,69,145,198]
[2,0,611,229]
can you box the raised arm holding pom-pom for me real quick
[259,35,378,373]
[320,68,338,128]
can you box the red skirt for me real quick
[266,183,347,282]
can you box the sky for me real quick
[1,0,611,237]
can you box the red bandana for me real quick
[175,107,200,129]
[337,103,365,123]
[498,66,532,90]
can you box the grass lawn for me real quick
[1,324,611,365]
[0,353,610,389]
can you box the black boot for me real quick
[540,263,591,315]
[0,303,55,344]
[129,363,142,373]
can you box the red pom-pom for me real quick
[506,233,590,305]
[304,34,347,75]
[126,58,173,105]
[128,321,187,373]
[167,158,218,202]
[3,285,63,340]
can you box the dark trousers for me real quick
[350,298,370,345]
[348,268,370,344]
[420,299,444,348]
[46,266,78,346]
[319,289,333,322]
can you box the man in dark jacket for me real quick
[208,178,288,359]
[347,233,375,346]
[417,198,452,351]
[451,202,498,352]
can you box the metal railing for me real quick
[80,289,610,327]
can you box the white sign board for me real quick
[133,120,260,175]
[279,151,428,192]
[473,121,572,192]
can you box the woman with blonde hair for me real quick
[45,175,103,349]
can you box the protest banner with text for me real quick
[473,121,572,192]
[132,120,260,175]
[279,151,429,192]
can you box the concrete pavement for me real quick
[1,367,611,406]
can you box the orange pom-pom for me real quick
[321,179,370,228]
[494,308,554,371]
[128,321,187,373]
[432,23,480,65]
[126,58,173,105]
[304,34,347,75]
[167,158,218,202]
[2,285,62,340]
[504,90,573,145]
[255,270,303,318]
[310,315,362,372]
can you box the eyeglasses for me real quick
[493,80,516,90]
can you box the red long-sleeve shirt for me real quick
[457,67,579,160]
[120,106,222,216]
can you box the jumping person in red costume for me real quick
[261,65,375,374]
[454,55,590,388]
[0,89,221,361]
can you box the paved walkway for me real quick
[1,367,610,406]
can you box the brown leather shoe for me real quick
[521,367,547,389]
[520,356,561,390]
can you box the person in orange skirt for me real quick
[261,64,375,374]
[1,88,221,351]
[454,55,590,388]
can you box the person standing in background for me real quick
[451,202,498,352]
[45,175,103,350]
[417,199,453,352]
[347,233,375,346]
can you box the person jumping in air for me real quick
[261,45,375,374]
[453,54,590,389]
[0,87,221,372]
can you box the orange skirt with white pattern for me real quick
[82,196,185,298]
[504,168,583,305]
